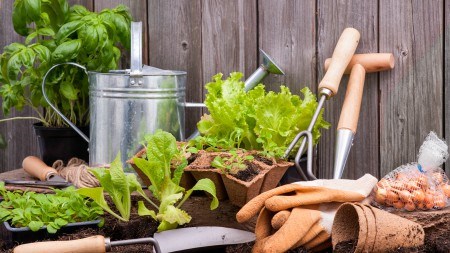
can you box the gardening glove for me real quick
[237,174,377,253]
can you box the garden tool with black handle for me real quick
[13,226,255,253]
[4,156,72,188]
[325,53,395,179]
[283,27,360,181]
[186,49,285,140]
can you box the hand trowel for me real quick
[328,53,395,179]
[13,226,255,253]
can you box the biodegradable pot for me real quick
[258,159,293,193]
[0,220,100,249]
[127,148,196,189]
[184,151,228,200]
[332,203,425,252]
[185,150,293,206]
[221,153,292,207]
[221,170,267,207]
[33,123,89,165]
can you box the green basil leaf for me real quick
[12,0,29,36]
[3,43,26,54]
[18,48,36,69]
[60,81,79,100]
[82,25,99,52]
[25,32,38,45]
[112,14,130,49]
[55,20,84,43]
[51,39,81,62]
[6,52,23,79]
[31,44,51,63]
[24,0,42,20]
[37,27,55,37]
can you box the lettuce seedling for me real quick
[194,72,330,158]
[0,183,103,233]
[77,155,149,222]
[133,130,219,232]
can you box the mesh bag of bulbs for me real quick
[372,131,450,211]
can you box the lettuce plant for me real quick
[133,130,219,232]
[77,155,147,222]
[193,72,330,157]
[0,184,103,233]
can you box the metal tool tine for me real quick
[293,131,316,180]
[284,132,308,181]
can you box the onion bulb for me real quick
[404,201,416,211]
[393,201,405,209]
[386,189,399,203]
[441,184,450,198]
[412,190,425,203]
[399,190,412,202]
[433,194,447,209]
[375,188,387,204]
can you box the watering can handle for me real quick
[41,62,90,143]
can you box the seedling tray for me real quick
[0,219,101,248]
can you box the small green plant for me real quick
[211,150,254,175]
[77,154,148,222]
[0,0,131,127]
[192,72,330,158]
[0,183,103,233]
[133,130,219,232]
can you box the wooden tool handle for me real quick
[22,156,58,181]
[318,28,360,96]
[324,53,394,73]
[337,64,366,133]
[13,235,106,253]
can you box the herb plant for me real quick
[0,0,131,127]
[0,183,103,233]
[193,72,330,157]
[211,150,254,175]
[133,130,219,232]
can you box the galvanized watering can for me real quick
[42,22,186,167]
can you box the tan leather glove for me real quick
[237,174,378,253]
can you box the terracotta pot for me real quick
[127,148,196,189]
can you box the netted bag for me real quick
[372,132,450,211]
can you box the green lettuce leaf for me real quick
[194,72,330,157]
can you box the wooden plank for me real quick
[316,0,379,179]
[258,0,316,93]
[147,0,203,138]
[202,0,257,84]
[445,0,450,178]
[379,0,443,177]
[0,1,40,172]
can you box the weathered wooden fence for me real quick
[0,0,448,179]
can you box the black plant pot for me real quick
[33,123,89,165]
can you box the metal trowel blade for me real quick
[153,226,255,253]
